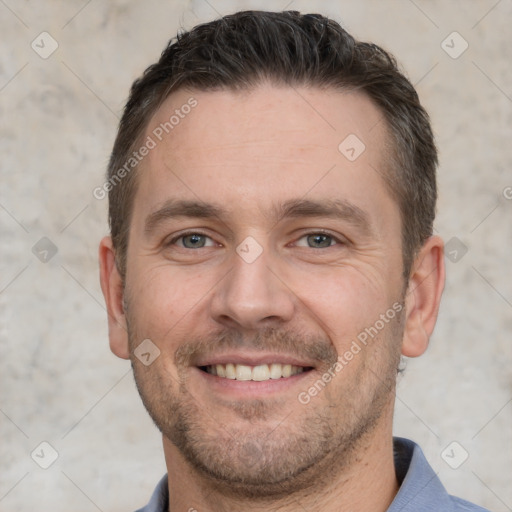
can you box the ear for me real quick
[401,235,445,357]
[99,236,130,359]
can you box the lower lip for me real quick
[193,367,313,398]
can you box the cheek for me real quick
[292,265,397,338]
[125,262,218,342]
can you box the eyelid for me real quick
[164,229,348,249]
[165,230,218,247]
[292,230,348,247]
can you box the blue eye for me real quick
[295,233,337,248]
[176,233,214,249]
[183,234,205,248]
[307,234,334,248]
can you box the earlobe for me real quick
[98,236,130,360]
[401,236,445,358]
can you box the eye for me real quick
[295,233,339,248]
[172,233,216,249]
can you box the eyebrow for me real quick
[270,198,372,234]
[144,198,372,235]
[144,200,226,234]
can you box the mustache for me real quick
[174,327,338,368]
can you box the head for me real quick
[99,10,444,498]
[107,10,438,280]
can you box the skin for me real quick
[99,84,445,512]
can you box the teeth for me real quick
[252,364,270,381]
[225,363,236,379]
[205,363,306,381]
[235,364,252,381]
[282,364,292,378]
[269,363,282,379]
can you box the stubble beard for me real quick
[128,317,403,499]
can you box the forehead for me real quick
[147,84,386,164]
[134,84,396,229]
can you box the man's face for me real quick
[122,85,406,494]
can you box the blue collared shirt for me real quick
[135,437,490,511]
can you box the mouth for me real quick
[199,363,313,381]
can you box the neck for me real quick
[163,416,399,512]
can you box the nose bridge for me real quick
[211,240,295,329]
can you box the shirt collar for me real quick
[387,437,456,511]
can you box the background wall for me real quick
[1,0,511,510]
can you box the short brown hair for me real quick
[107,10,437,278]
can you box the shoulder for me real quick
[450,495,491,512]
[134,474,168,512]
[390,438,491,512]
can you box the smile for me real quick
[200,363,312,381]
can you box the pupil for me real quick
[185,234,204,248]
[309,234,331,248]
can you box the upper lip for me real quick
[193,351,316,368]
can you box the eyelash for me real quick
[293,231,344,248]
[166,230,345,249]
[166,231,215,247]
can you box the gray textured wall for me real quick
[1,1,511,510]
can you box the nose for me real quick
[210,244,296,330]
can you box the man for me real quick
[99,10,489,512]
